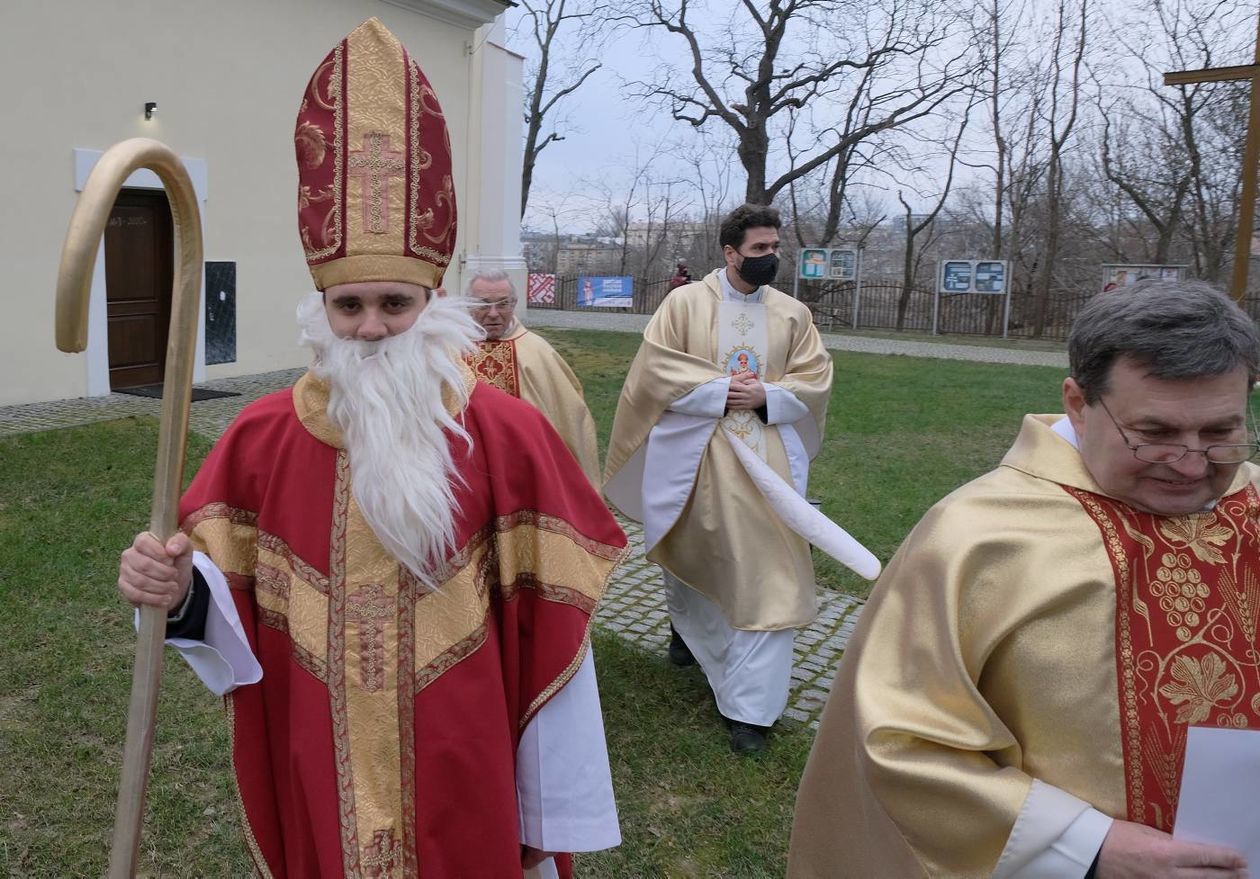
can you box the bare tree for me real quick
[896,109,971,328]
[1188,82,1248,282]
[966,0,1032,259]
[671,130,738,263]
[614,0,977,235]
[1001,81,1049,304]
[1028,0,1089,337]
[517,0,604,218]
[522,191,585,273]
[1086,0,1252,269]
[1095,113,1189,263]
[590,142,695,284]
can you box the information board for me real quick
[939,260,973,294]
[799,248,828,280]
[974,261,1006,293]
[577,276,633,308]
[1100,264,1186,293]
[828,249,858,281]
[938,259,1008,295]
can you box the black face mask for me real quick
[736,252,779,287]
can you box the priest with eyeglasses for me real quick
[464,269,601,486]
[792,279,1257,879]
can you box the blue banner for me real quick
[578,276,633,307]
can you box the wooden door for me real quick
[105,189,173,388]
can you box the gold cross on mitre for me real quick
[1165,11,1260,301]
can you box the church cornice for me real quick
[379,0,512,30]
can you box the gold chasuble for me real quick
[467,322,601,485]
[604,270,832,629]
[790,415,1260,879]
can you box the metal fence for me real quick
[527,276,675,314]
[529,274,1260,343]
[808,281,1091,341]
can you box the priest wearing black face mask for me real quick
[604,204,834,754]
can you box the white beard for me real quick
[297,291,482,589]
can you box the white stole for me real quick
[718,299,771,459]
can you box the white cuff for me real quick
[667,377,729,418]
[517,650,620,853]
[992,780,1112,879]
[763,384,809,425]
[151,552,262,695]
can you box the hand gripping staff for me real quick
[55,138,203,878]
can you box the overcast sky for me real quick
[501,2,1001,233]
[502,0,1256,235]
[504,16,682,231]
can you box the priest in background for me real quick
[603,203,833,754]
[790,280,1256,879]
[465,270,601,485]
[115,19,625,878]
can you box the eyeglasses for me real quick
[470,297,515,314]
[1096,397,1259,464]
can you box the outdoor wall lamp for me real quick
[144,102,158,121]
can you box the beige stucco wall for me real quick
[0,0,491,406]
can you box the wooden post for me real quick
[1165,11,1260,302]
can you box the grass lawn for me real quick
[0,333,1066,875]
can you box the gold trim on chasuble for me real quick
[495,511,627,726]
[328,449,416,876]
[467,339,521,397]
[182,503,260,588]
[1066,485,1260,831]
[224,696,277,879]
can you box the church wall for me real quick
[461,21,527,317]
[0,0,488,406]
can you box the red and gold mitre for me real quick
[294,18,457,291]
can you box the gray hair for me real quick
[464,269,517,299]
[1069,279,1260,404]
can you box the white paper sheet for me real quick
[1172,725,1260,865]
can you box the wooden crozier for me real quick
[55,137,203,878]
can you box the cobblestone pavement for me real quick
[0,367,304,440]
[598,520,863,728]
[527,307,1069,368]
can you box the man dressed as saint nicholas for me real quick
[604,203,836,754]
[464,269,601,485]
[116,19,626,878]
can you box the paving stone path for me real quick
[526,308,1069,368]
[595,519,863,728]
[3,316,1056,727]
[0,367,305,440]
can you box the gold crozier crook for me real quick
[55,137,204,878]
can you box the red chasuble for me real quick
[179,372,626,878]
[1067,484,1260,832]
[467,338,520,397]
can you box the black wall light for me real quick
[144,102,158,120]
